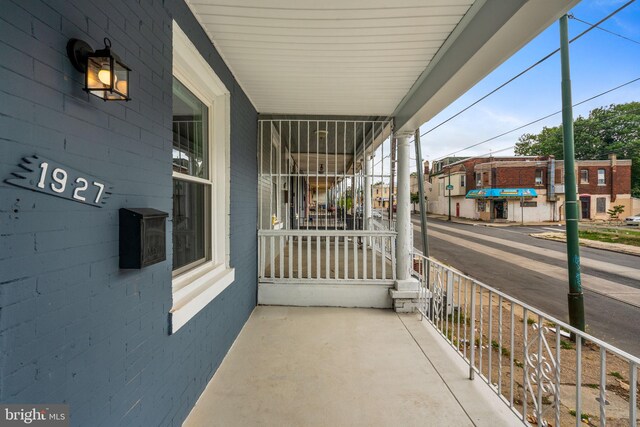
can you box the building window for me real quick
[535,169,544,186]
[596,197,606,213]
[580,169,589,184]
[170,22,234,334]
[477,200,486,212]
[475,172,482,187]
[172,79,210,272]
[598,169,606,185]
[460,174,465,187]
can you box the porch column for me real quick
[364,155,372,230]
[390,133,420,313]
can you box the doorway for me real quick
[455,202,460,217]
[492,199,508,220]
[580,196,590,219]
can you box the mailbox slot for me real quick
[119,208,168,269]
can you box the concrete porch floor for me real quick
[183,306,521,427]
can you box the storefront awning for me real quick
[466,188,538,199]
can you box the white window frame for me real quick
[535,169,544,186]
[460,174,466,187]
[597,168,606,185]
[580,169,589,184]
[170,22,234,334]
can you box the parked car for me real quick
[372,210,383,219]
[625,215,640,226]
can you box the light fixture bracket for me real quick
[67,39,93,73]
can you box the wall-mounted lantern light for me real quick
[67,38,131,101]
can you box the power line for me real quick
[417,0,637,140]
[432,76,640,161]
[568,13,640,46]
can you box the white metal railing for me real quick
[413,254,639,427]
[259,229,396,283]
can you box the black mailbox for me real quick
[119,208,168,269]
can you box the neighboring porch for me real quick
[183,306,520,427]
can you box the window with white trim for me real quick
[580,169,589,184]
[597,168,606,185]
[460,174,465,187]
[170,22,234,334]
[535,169,544,186]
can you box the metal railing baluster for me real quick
[630,361,637,425]
[600,347,606,426]
[576,335,582,427]
[523,307,528,422]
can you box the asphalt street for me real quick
[411,215,640,357]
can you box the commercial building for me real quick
[427,155,634,222]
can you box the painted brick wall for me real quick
[0,0,257,425]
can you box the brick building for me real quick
[427,155,633,222]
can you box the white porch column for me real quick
[391,133,420,312]
[364,155,372,230]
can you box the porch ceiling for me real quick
[186,0,578,131]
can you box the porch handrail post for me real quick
[390,133,420,313]
[395,134,413,282]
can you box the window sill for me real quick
[170,262,235,334]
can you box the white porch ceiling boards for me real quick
[187,0,580,132]
[186,0,476,116]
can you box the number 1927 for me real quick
[37,162,106,204]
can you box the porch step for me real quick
[258,282,393,308]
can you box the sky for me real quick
[408,0,640,172]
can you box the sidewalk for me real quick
[417,213,564,228]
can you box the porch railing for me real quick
[413,254,639,427]
[258,229,396,283]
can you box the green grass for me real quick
[560,340,574,350]
[491,340,511,357]
[569,409,592,421]
[578,228,640,247]
[609,371,624,380]
[527,317,536,325]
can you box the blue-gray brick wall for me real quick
[0,0,258,425]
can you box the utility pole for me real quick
[447,167,452,221]
[414,129,429,258]
[560,14,585,332]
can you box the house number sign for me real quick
[5,155,112,207]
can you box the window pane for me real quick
[172,78,209,179]
[580,170,588,183]
[173,179,208,270]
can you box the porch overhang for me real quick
[186,0,579,132]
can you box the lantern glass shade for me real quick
[84,49,130,101]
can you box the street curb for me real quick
[421,214,564,228]
[530,232,640,257]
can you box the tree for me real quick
[607,205,625,221]
[514,102,640,197]
[410,192,420,213]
